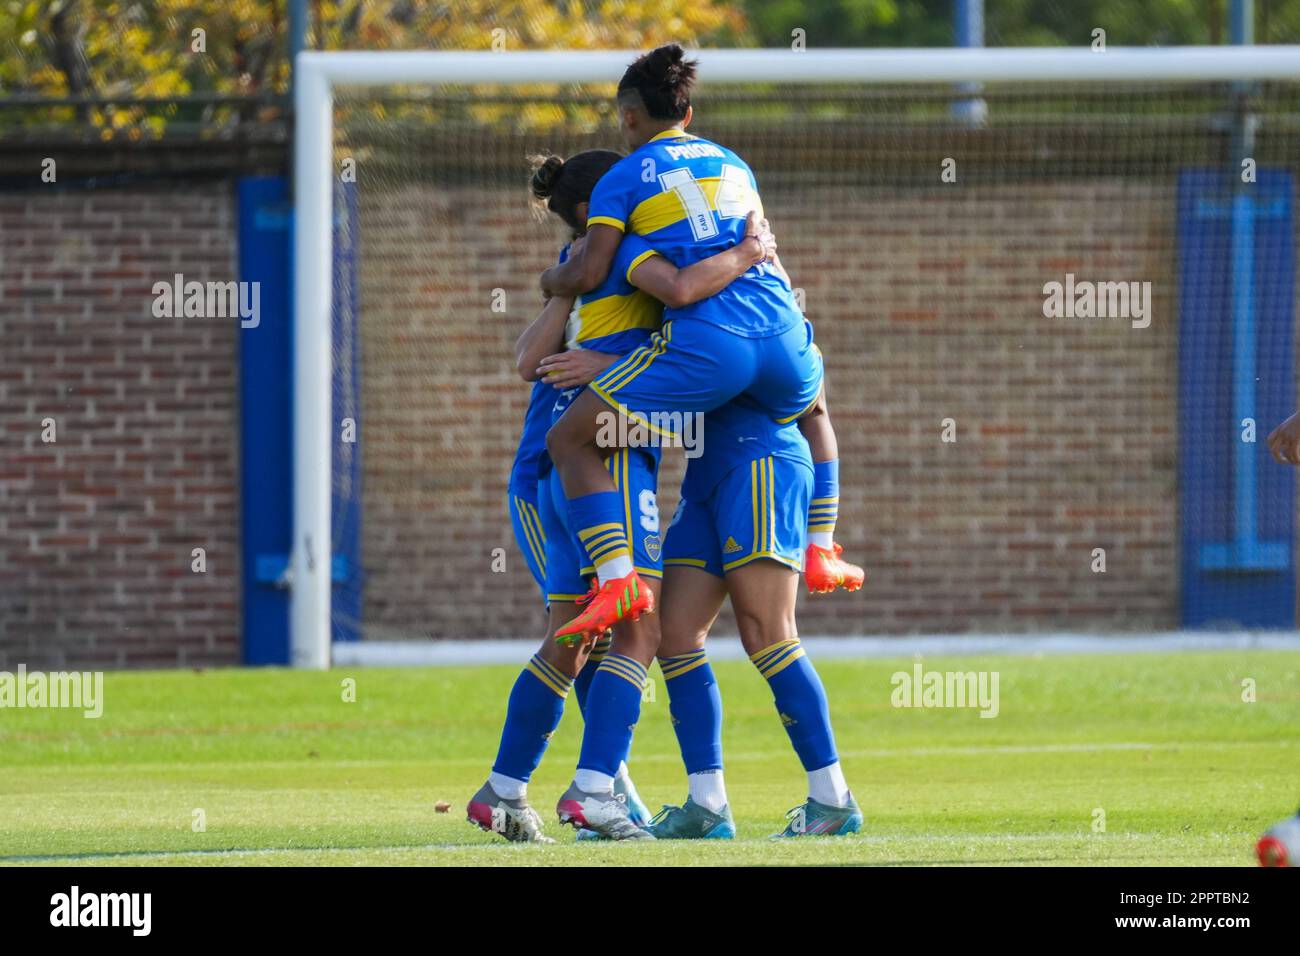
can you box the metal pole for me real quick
[1230,0,1255,45]
[952,0,987,125]
[289,0,309,97]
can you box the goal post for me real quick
[292,45,1300,668]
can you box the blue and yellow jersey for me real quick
[561,233,662,360]
[681,396,813,502]
[510,245,586,497]
[508,378,558,498]
[587,130,802,339]
[549,234,663,426]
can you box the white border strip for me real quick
[332,631,1300,667]
[294,46,1300,669]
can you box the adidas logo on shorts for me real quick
[723,537,743,554]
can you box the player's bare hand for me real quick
[537,350,618,389]
[1267,410,1300,465]
[744,210,776,262]
[541,235,588,299]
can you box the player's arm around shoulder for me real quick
[628,211,775,308]
[539,223,622,298]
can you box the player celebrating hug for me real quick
[540,45,863,838]
[542,44,862,644]
[472,150,786,841]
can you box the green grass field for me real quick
[1,650,1297,866]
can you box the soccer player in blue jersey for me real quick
[540,44,861,643]
[480,347,647,841]
[537,45,864,836]
[471,150,779,841]
[646,405,862,839]
[505,380,554,601]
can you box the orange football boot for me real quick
[555,571,654,646]
[803,542,866,594]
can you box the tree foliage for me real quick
[3,0,1298,134]
[740,0,1300,48]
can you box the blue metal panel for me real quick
[238,176,294,664]
[1178,169,1295,628]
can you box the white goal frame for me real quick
[292,45,1300,668]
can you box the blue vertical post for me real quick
[238,177,294,664]
[1228,0,1263,567]
[952,0,987,125]
[1230,190,1259,562]
[1230,0,1254,47]
[953,0,983,48]
[288,0,308,96]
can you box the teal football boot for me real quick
[646,797,736,839]
[615,768,652,827]
[771,794,863,838]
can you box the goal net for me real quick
[296,48,1300,665]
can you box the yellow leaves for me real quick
[320,0,743,53]
[6,0,750,134]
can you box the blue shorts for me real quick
[509,489,548,602]
[663,454,812,578]
[588,318,823,437]
[540,448,663,603]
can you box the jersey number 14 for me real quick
[658,165,754,242]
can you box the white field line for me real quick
[10,829,1249,867]
[4,738,1289,783]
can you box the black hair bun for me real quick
[530,155,565,200]
[648,43,696,94]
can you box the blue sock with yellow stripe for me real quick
[808,459,839,550]
[569,491,634,584]
[750,639,839,771]
[573,632,612,714]
[660,650,723,773]
[576,653,647,778]
[490,654,573,783]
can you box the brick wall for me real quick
[0,158,1287,663]
[354,176,1188,641]
[0,183,241,668]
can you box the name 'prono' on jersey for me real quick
[587,130,803,339]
